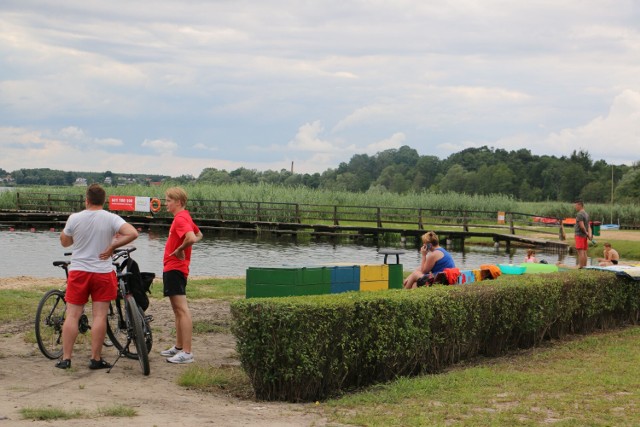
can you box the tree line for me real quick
[3,145,639,203]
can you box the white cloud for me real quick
[365,132,406,154]
[287,121,335,152]
[95,138,124,147]
[540,90,640,164]
[59,126,86,140]
[141,138,178,154]
[193,143,218,151]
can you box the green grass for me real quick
[20,405,136,421]
[149,277,245,301]
[193,319,230,335]
[177,364,254,399]
[20,407,86,420]
[324,326,640,426]
[96,404,137,417]
[0,290,42,323]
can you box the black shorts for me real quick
[612,260,619,265]
[163,270,187,297]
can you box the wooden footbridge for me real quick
[1,192,570,251]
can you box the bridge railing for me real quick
[14,192,565,239]
[15,192,85,213]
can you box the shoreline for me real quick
[0,275,244,290]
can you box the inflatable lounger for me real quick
[585,265,640,281]
[520,263,559,274]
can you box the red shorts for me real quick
[575,236,588,251]
[66,271,117,305]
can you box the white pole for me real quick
[610,164,614,224]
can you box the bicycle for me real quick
[34,253,111,359]
[35,248,154,376]
[106,247,154,376]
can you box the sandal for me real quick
[55,359,71,369]
[89,358,112,370]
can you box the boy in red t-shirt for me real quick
[160,187,202,364]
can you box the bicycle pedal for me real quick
[144,315,154,323]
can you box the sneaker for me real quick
[89,358,112,370]
[167,351,193,364]
[55,359,71,369]
[160,346,181,357]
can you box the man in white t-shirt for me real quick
[56,184,138,370]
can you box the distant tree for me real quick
[283,174,303,186]
[301,173,321,189]
[484,163,516,195]
[439,164,468,193]
[375,165,411,193]
[334,172,360,191]
[64,171,75,186]
[614,169,640,203]
[413,155,441,190]
[580,180,609,204]
[559,163,587,201]
[570,149,593,171]
[198,168,232,184]
[342,154,375,191]
[230,167,259,184]
[540,162,564,201]
[318,169,338,189]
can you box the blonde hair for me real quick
[421,231,440,246]
[165,187,188,207]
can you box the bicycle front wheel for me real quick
[126,295,150,376]
[35,289,66,359]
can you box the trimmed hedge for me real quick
[230,271,640,402]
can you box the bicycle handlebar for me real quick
[112,246,137,263]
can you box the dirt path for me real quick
[0,278,329,427]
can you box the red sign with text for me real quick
[109,195,136,211]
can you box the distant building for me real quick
[117,177,136,184]
[74,177,88,186]
[104,177,113,185]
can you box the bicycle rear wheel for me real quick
[107,298,136,360]
[35,289,66,359]
[126,295,150,376]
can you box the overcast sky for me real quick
[1,1,639,177]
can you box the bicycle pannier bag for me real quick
[124,259,154,311]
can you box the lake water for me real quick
[0,229,580,278]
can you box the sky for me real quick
[1,1,639,178]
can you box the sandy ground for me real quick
[0,277,331,427]
[595,229,640,242]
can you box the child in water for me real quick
[524,249,537,263]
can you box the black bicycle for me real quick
[106,247,154,376]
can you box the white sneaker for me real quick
[167,351,194,364]
[160,346,181,357]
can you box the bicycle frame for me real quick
[107,247,150,375]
